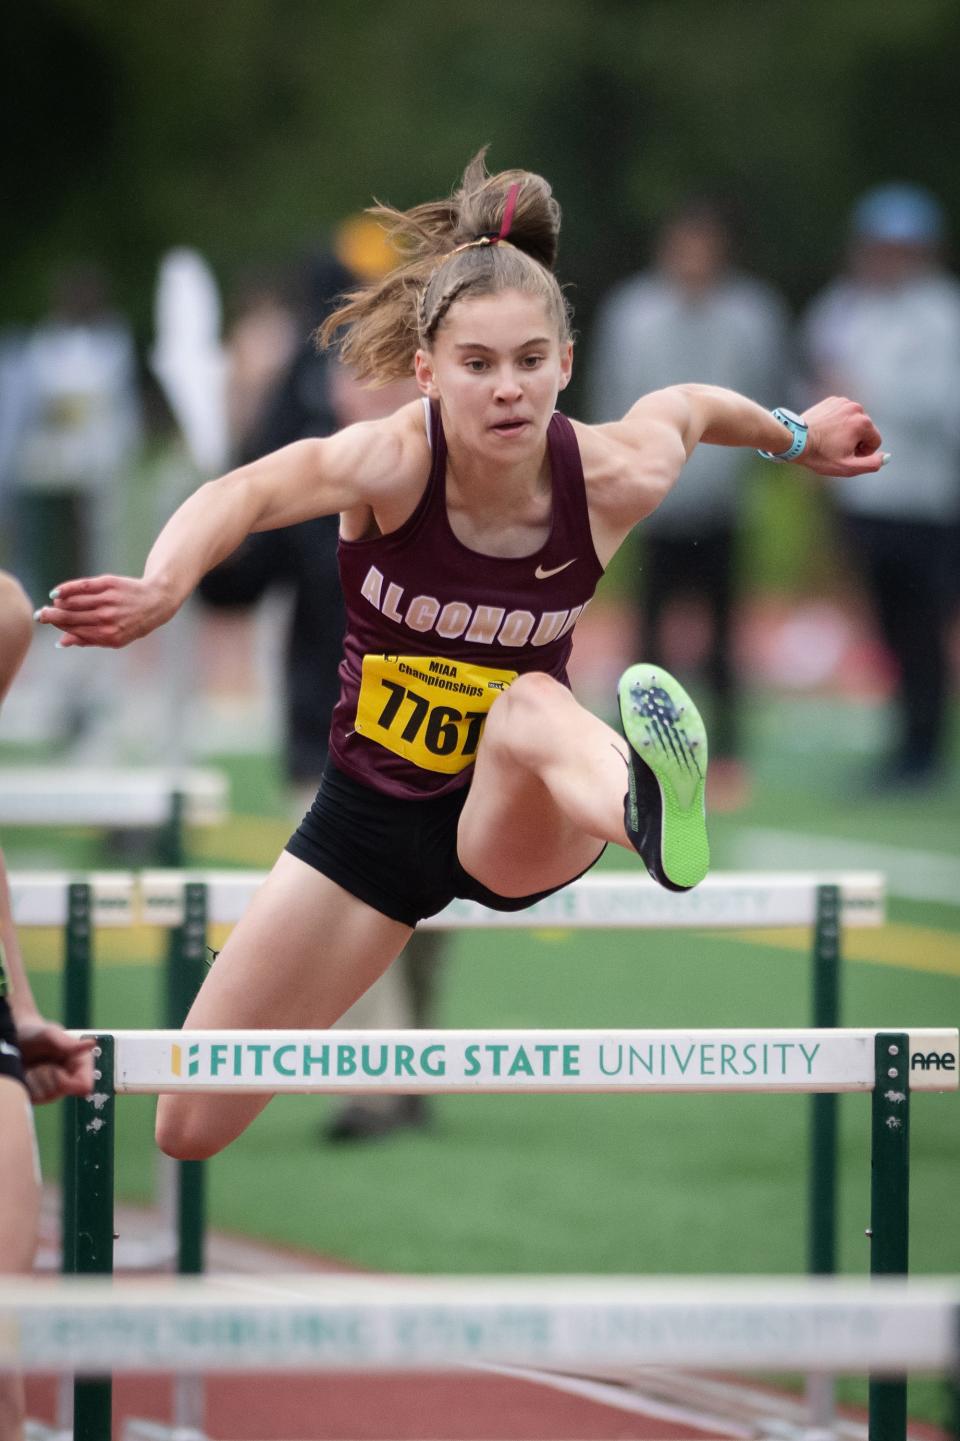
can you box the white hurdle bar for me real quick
[0,768,229,872]
[8,867,885,930]
[136,867,886,929]
[107,1026,958,1094]
[8,872,137,929]
[2,1274,959,1376]
[0,768,228,829]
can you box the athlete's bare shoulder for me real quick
[365,398,431,490]
[337,398,433,539]
[0,569,33,700]
[568,410,688,561]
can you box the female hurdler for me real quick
[36,155,886,1162]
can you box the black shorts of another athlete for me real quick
[0,995,27,1088]
[286,762,605,929]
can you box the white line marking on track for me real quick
[731,827,960,907]
[476,1360,750,1437]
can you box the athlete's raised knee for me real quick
[491,670,566,728]
[482,671,568,768]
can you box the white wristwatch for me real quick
[757,407,809,462]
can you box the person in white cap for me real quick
[804,184,960,787]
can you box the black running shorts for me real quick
[285,762,603,928]
[0,995,27,1088]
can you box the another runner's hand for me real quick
[801,397,889,478]
[33,575,175,649]
[16,1018,96,1104]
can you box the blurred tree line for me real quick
[4,0,959,379]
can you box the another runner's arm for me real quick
[0,574,94,1099]
[35,411,417,649]
[0,847,41,1031]
[1,848,96,1103]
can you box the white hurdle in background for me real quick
[136,866,886,929]
[47,1025,960,1441]
[9,866,887,930]
[3,1273,959,1376]
[0,770,228,830]
[0,767,229,867]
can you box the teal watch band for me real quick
[758,407,809,463]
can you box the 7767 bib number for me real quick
[355,654,517,775]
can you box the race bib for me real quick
[355,654,517,774]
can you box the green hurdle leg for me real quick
[166,881,208,1277]
[806,883,840,1431]
[73,1032,116,1441]
[159,788,186,868]
[61,881,93,1275]
[809,882,841,1274]
[869,1030,910,1441]
[945,1314,951,1441]
[168,882,208,1437]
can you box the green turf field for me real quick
[6,689,959,1422]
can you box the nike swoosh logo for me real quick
[534,558,577,580]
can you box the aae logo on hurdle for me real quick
[911,1049,956,1073]
[106,1027,960,1095]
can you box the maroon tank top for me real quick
[329,403,604,798]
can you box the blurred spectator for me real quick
[224,272,299,463]
[0,331,30,565]
[151,248,229,477]
[5,260,142,600]
[804,184,960,788]
[199,229,447,1142]
[202,252,360,787]
[0,262,142,754]
[587,200,790,808]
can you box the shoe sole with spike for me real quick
[617,663,709,891]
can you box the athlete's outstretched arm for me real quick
[680,385,884,475]
[622,384,886,479]
[35,412,415,649]
[581,385,886,559]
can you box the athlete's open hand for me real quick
[33,574,176,649]
[17,1017,96,1104]
[801,397,889,477]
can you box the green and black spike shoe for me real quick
[617,663,709,892]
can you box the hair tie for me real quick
[438,233,516,262]
[498,181,521,242]
[428,182,525,281]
